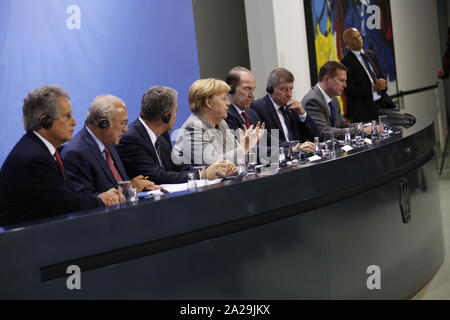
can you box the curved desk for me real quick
[0,113,444,299]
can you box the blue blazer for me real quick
[0,132,103,226]
[117,119,191,184]
[225,105,261,130]
[61,126,130,195]
[250,95,319,147]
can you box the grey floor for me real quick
[413,154,450,300]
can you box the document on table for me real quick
[138,179,222,198]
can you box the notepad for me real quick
[308,155,322,162]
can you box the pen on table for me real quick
[160,187,170,194]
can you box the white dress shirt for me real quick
[232,104,246,123]
[269,96,307,142]
[351,50,381,102]
[139,117,163,167]
[86,126,106,158]
[33,131,56,158]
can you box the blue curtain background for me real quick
[0,0,200,165]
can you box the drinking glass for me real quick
[371,120,379,141]
[379,115,390,139]
[344,128,351,146]
[289,140,300,163]
[323,131,335,158]
[187,172,198,192]
[246,152,257,175]
[354,123,364,147]
[314,137,322,157]
[117,181,138,204]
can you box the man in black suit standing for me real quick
[250,68,317,152]
[0,86,120,226]
[116,86,234,184]
[224,67,261,130]
[341,28,394,122]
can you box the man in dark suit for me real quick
[116,86,234,184]
[61,95,158,195]
[224,67,261,130]
[250,68,318,152]
[303,61,373,140]
[341,28,395,123]
[0,86,120,226]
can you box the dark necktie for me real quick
[280,106,295,141]
[104,147,123,182]
[360,52,377,83]
[154,140,165,169]
[241,111,252,128]
[328,101,337,128]
[53,151,65,180]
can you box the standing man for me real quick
[116,86,235,184]
[250,68,317,152]
[61,95,158,196]
[224,67,261,130]
[303,61,372,139]
[341,28,395,122]
[0,86,119,226]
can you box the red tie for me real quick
[104,147,123,182]
[53,151,65,180]
[241,111,252,128]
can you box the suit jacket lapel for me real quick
[80,127,117,186]
[365,51,382,78]
[229,105,245,127]
[264,95,286,141]
[314,85,332,124]
[349,52,372,84]
[135,119,166,169]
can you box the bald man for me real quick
[62,95,158,196]
[341,28,394,122]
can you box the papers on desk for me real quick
[138,179,222,198]
[308,155,322,162]
[341,145,354,152]
[364,138,373,145]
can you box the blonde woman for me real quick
[173,78,263,166]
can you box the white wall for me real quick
[245,0,311,99]
[391,0,446,149]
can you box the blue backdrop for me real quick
[0,0,200,165]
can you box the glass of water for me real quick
[323,131,335,158]
[246,152,257,175]
[354,123,364,147]
[344,128,351,146]
[379,115,390,139]
[314,137,322,157]
[288,140,300,163]
[187,172,198,192]
[371,120,379,141]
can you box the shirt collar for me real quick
[351,49,365,57]
[269,95,284,111]
[316,84,332,104]
[232,103,245,115]
[33,131,56,156]
[86,126,106,153]
[139,117,158,145]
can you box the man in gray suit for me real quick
[302,61,371,139]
